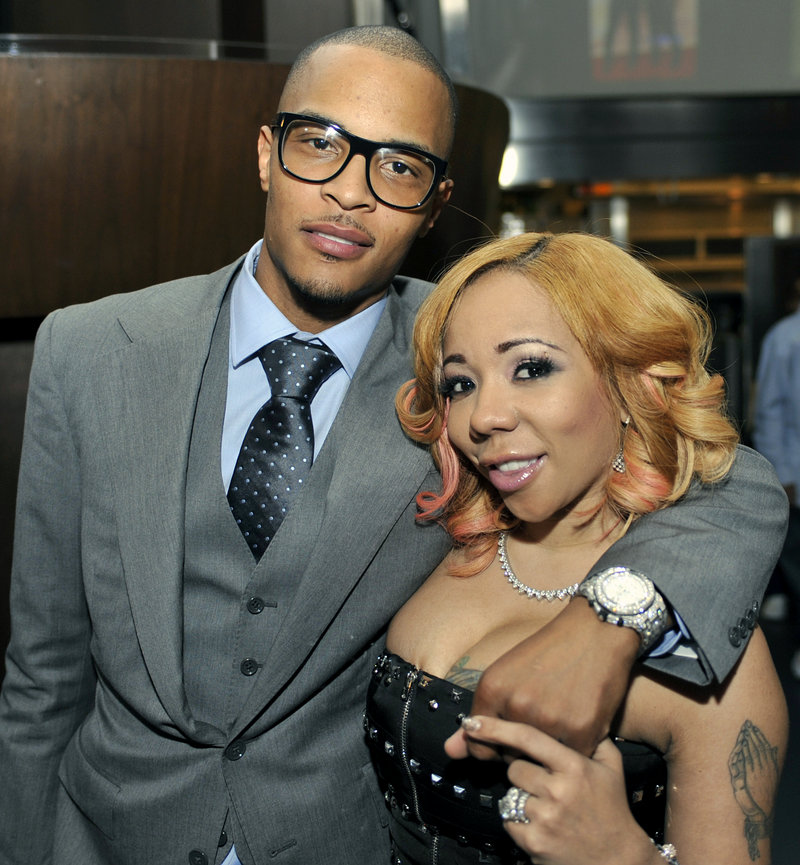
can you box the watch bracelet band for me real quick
[579,569,669,656]
[605,593,668,656]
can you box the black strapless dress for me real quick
[365,653,667,865]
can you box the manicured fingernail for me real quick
[461,715,482,732]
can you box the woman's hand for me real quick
[458,715,662,865]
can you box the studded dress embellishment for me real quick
[366,653,665,863]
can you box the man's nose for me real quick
[320,154,376,210]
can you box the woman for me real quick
[364,232,787,865]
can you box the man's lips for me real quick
[484,456,544,493]
[302,222,373,260]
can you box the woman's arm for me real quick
[454,628,788,865]
[657,628,788,864]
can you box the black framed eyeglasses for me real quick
[272,112,448,210]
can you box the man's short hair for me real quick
[284,25,458,155]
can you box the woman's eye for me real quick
[439,375,474,398]
[515,358,554,380]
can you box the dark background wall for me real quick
[0,0,354,55]
[2,0,222,39]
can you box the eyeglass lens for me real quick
[280,118,437,208]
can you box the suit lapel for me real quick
[93,263,238,727]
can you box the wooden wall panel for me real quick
[0,53,508,315]
[1,55,289,317]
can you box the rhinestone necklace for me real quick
[497,531,580,602]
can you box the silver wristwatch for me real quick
[579,567,668,655]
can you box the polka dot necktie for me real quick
[228,337,342,559]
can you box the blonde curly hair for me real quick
[396,231,738,574]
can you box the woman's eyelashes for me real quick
[515,355,555,380]
[439,374,474,398]
[439,356,557,398]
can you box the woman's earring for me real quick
[612,416,630,474]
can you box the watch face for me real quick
[595,570,655,615]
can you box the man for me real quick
[0,25,787,865]
[753,284,800,678]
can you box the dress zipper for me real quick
[399,667,422,821]
[399,666,440,865]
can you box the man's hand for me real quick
[445,598,640,759]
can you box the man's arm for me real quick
[456,445,788,757]
[593,445,787,683]
[0,312,96,865]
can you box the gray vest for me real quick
[182,295,285,734]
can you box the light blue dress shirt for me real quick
[221,240,386,489]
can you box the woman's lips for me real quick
[486,456,544,493]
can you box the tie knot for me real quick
[258,337,341,402]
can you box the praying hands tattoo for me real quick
[728,720,779,860]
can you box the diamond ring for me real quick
[498,786,531,824]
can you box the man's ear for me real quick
[418,178,454,238]
[257,125,274,193]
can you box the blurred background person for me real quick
[753,278,800,678]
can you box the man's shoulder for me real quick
[378,275,436,353]
[389,274,435,313]
[42,258,243,347]
[730,443,777,476]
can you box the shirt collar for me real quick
[229,240,387,379]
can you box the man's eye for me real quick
[378,152,427,181]
[387,160,414,176]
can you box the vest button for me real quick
[224,741,246,761]
[188,851,208,865]
[246,596,265,614]
[240,657,259,676]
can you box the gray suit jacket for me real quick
[0,258,788,864]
